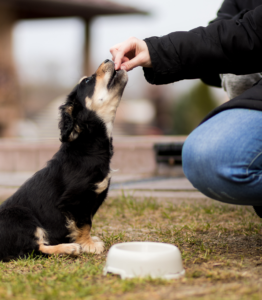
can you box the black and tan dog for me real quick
[0,60,128,261]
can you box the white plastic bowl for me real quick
[103,242,185,279]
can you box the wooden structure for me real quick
[0,0,145,136]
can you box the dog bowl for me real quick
[103,242,185,279]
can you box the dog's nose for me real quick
[104,59,110,64]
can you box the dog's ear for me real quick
[59,86,82,142]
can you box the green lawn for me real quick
[0,194,262,300]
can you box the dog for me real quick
[0,60,128,261]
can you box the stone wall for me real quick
[0,136,186,174]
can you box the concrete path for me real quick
[109,176,207,200]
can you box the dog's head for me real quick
[59,60,128,142]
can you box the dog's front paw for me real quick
[82,237,104,254]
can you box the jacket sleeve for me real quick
[143,5,262,85]
[210,0,241,23]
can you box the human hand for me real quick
[110,37,152,71]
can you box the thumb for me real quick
[120,54,144,71]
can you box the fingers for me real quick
[110,45,124,70]
[121,46,152,71]
[114,45,133,70]
[110,43,121,61]
[110,37,137,70]
[120,54,143,71]
[110,37,152,71]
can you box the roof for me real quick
[0,0,147,20]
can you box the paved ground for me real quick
[0,171,208,202]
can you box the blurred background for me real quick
[0,0,227,139]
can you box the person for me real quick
[110,0,262,218]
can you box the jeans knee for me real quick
[182,131,259,204]
[183,134,243,187]
[182,135,235,201]
[182,137,194,180]
[182,132,208,186]
[182,130,235,190]
[181,108,262,205]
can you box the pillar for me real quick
[0,6,21,137]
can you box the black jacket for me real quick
[143,0,262,115]
[211,0,262,23]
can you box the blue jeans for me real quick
[182,108,262,206]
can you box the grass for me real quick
[0,193,262,300]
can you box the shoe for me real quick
[253,206,262,218]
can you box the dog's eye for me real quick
[85,78,90,84]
